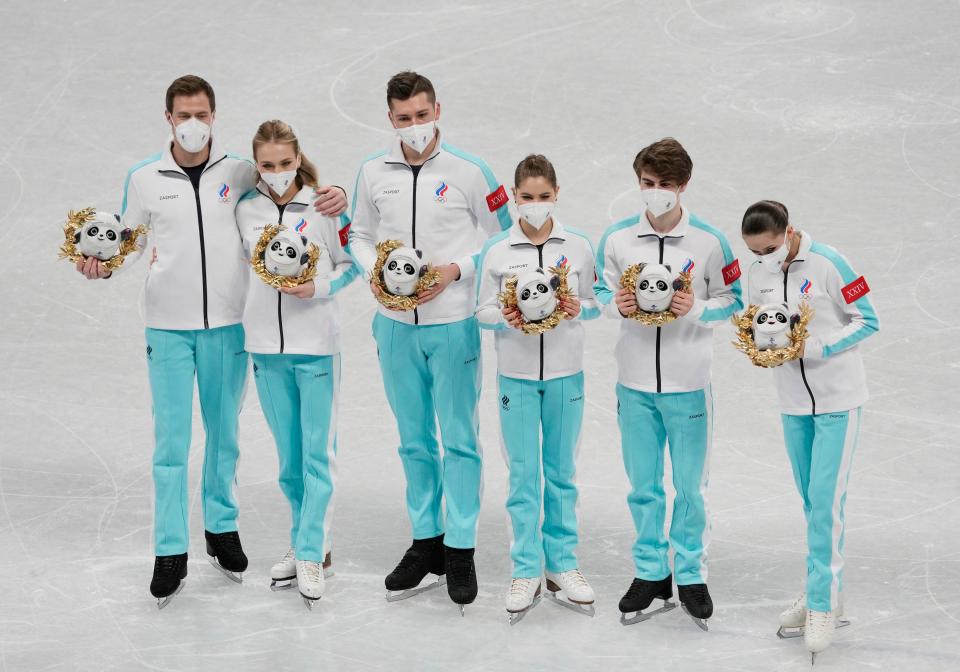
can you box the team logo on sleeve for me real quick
[555,254,569,268]
[486,184,509,211]
[434,181,449,203]
[841,275,870,304]
[682,258,695,274]
[722,258,741,285]
[218,183,232,203]
[295,218,308,233]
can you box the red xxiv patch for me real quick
[841,275,870,304]
[338,222,351,247]
[486,185,508,212]
[722,259,741,285]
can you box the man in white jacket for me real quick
[75,75,347,607]
[594,138,743,629]
[348,71,511,610]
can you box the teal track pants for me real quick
[372,314,482,549]
[145,324,247,556]
[498,373,584,578]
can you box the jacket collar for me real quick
[791,229,813,262]
[255,182,313,207]
[509,217,567,246]
[158,136,228,174]
[634,205,690,239]
[384,128,444,165]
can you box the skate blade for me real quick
[681,604,709,631]
[545,591,595,618]
[385,575,447,602]
[207,556,243,584]
[301,595,322,610]
[156,581,184,610]
[619,599,676,626]
[777,618,850,640]
[270,577,296,592]
[507,594,543,625]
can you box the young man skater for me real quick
[593,137,743,630]
[348,71,511,613]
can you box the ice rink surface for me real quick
[1,0,959,669]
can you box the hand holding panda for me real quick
[751,303,797,351]
[71,211,132,279]
[382,247,428,297]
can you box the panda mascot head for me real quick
[752,303,793,350]
[515,268,560,323]
[74,211,130,261]
[264,230,310,277]
[635,263,680,313]
[383,246,426,296]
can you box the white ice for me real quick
[1,1,959,670]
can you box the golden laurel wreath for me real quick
[731,301,814,368]
[58,207,147,272]
[251,223,322,289]
[371,239,441,312]
[498,265,572,335]
[619,265,693,326]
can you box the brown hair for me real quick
[386,71,436,108]
[252,120,319,189]
[742,200,790,236]
[632,137,693,185]
[165,75,216,113]
[514,154,558,189]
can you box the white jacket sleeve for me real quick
[112,171,151,275]
[314,214,359,299]
[804,254,879,359]
[576,237,601,321]
[474,238,508,330]
[594,228,625,320]
[453,163,512,285]
[346,163,379,280]
[681,238,744,328]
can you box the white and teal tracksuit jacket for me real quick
[747,229,879,612]
[347,131,511,549]
[594,206,743,585]
[236,182,358,562]
[117,138,258,555]
[475,219,599,577]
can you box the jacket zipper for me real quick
[537,243,545,381]
[655,237,665,393]
[411,167,420,325]
[783,264,816,415]
[275,202,289,353]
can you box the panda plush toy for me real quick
[74,211,130,261]
[383,246,427,296]
[635,263,682,313]
[752,303,794,350]
[264,230,310,277]
[515,268,560,323]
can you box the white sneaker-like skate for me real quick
[805,609,837,664]
[545,569,596,617]
[297,560,325,609]
[777,592,849,639]
[506,577,542,625]
[270,548,297,591]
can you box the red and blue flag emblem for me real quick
[800,278,812,294]
[295,218,307,233]
[682,258,695,273]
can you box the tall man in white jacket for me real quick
[348,71,512,610]
[75,75,347,606]
[594,138,743,629]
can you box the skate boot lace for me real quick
[394,546,423,574]
[217,532,242,555]
[278,547,295,564]
[155,555,182,574]
[510,578,538,597]
[298,560,322,583]
[563,569,589,589]
[448,553,473,584]
[623,580,646,601]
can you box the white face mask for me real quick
[755,236,790,274]
[261,170,297,197]
[396,120,436,153]
[517,201,555,230]
[640,187,679,218]
[173,117,211,153]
